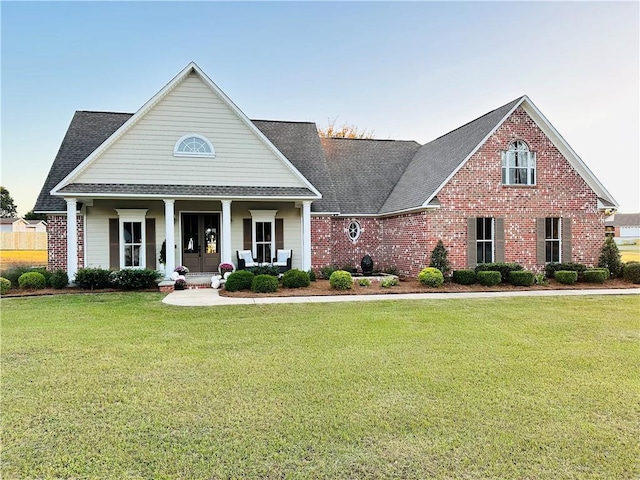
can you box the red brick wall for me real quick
[311,216,332,270]
[47,214,84,272]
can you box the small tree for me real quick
[598,236,623,278]
[0,186,17,218]
[24,210,47,221]
[429,240,451,277]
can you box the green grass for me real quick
[2,293,638,479]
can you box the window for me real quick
[502,140,536,185]
[255,221,272,263]
[545,217,561,263]
[347,220,361,242]
[249,210,278,264]
[476,217,494,264]
[174,134,215,157]
[115,209,148,269]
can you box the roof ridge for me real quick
[251,119,317,125]
[76,110,134,115]
[321,137,420,144]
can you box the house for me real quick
[0,217,46,233]
[605,213,640,243]
[34,62,618,281]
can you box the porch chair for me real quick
[237,250,257,270]
[273,249,292,274]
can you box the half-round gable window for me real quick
[174,134,215,157]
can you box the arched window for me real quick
[347,220,361,242]
[502,140,535,185]
[174,134,215,157]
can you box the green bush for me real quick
[282,269,311,288]
[111,269,162,290]
[0,277,11,295]
[329,270,352,290]
[320,265,339,279]
[545,262,586,279]
[582,268,608,284]
[429,240,451,277]
[477,271,501,286]
[380,277,398,288]
[307,269,317,282]
[225,270,255,292]
[418,267,444,287]
[452,269,476,285]
[18,272,46,290]
[74,268,113,290]
[509,270,535,286]
[247,265,279,277]
[251,274,279,293]
[2,267,51,287]
[598,236,623,278]
[475,263,522,283]
[50,269,69,289]
[555,270,578,285]
[622,262,640,284]
[534,274,549,286]
[359,278,371,287]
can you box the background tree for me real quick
[429,240,451,277]
[317,118,374,139]
[0,186,17,218]
[598,236,623,278]
[24,210,47,221]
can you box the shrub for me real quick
[582,268,608,284]
[0,277,11,295]
[380,277,398,288]
[329,270,352,290]
[225,270,255,292]
[622,262,640,284]
[74,268,113,290]
[475,263,522,283]
[452,269,476,285]
[534,274,549,286]
[598,236,623,278]
[248,265,279,277]
[384,266,400,276]
[111,269,162,290]
[418,267,444,287]
[477,271,501,286]
[555,270,578,285]
[429,240,451,278]
[2,267,51,287]
[509,270,535,287]
[307,269,317,282]
[282,269,311,288]
[359,278,371,287]
[320,265,339,279]
[545,262,586,279]
[50,269,69,289]
[18,272,46,290]
[251,274,279,293]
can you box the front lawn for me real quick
[2,293,638,479]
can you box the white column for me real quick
[164,199,175,278]
[221,200,232,265]
[66,198,78,282]
[302,201,312,271]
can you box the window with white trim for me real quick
[347,220,361,242]
[545,217,561,263]
[249,210,278,264]
[174,134,215,157]
[502,140,536,185]
[476,217,494,264]
[115,209,148,269]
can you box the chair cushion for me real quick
[273,262,287,267]
[239,250,254,266]
[276,250,290,263]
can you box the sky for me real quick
[1,1,638,215]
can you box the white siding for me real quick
[75,73,306,188]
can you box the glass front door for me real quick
[182,213,220,273]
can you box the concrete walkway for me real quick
[162,286,640,307]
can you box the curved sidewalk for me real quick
[162,287,640,307]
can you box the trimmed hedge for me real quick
[225,270,255,292]
[477,271,501,286]
[417,267,444,287]
[2,267,51,288]
[50,269,69,289]
[509,270,535,287]
[282,269,311,288]
[248,265,279,277]
[251,274,279,293]
[545,262,586,279]
[111,269,162,290]
[74,268,113,290]
[555,270,578,285]
[18,272,47,290]
[582,268,608,284]
[622,262,640,284]
[329,270,352,290]
[452,269,476,285]
[475,263,522,283]
[0,277,11,295]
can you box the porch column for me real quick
[221,200,232,265]
[164,199,175,278]
[66,198,78,282]
[302,201,312,271]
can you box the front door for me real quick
[182,213,220,273]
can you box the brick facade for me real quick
[46,214,84,272]
[311,107,605,277]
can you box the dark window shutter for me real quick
[562,217,572,262]
[495,218,505,262]
[145,218,156,269]
[109,219,120,270]
[467,218,477,268]
[275,219,284,250]
[243,219,252,250]
[536,218,546,265]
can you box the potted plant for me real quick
[219,262,235,277]
[174,265,189,275]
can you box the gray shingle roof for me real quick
[58,183,315,197]
[380,97,522,214]
[605,213,640,227]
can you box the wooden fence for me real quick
[0,232,48,250]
